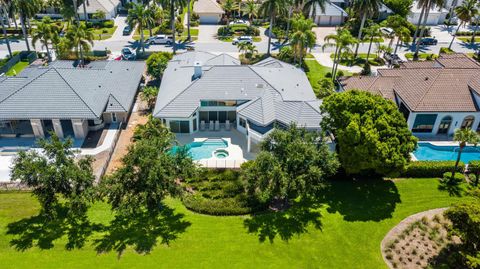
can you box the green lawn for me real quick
[5,61,29,76]
[92,26,118,40]
[304,58,351,94]
[329,53,385,66]
[405,52,438,60]
[458,36,479,43]
[0,178,469,269]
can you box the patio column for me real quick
[30,119,45,138]
[247,133,251,152]
[71,119,89,139]
[52,119,64,138]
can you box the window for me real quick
[219,111,227,123]
[399,103,410,121]
[228,111,236,122]
[461,116,475,129]
[208,111,218,122]
[193,118,197,131]
[412,114,437,133]
[170,121,190,133]
[200,111,208,122]
[437,116,452,134]
[239,118,246,128]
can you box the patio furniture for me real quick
[225,120,231,130]
[209,121,214,131]
[200,120,205,131]
[215,120,220,131]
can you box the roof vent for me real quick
[425,77,429,81]
[193,61,202,79]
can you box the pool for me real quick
[413,142,480,162]
[172,139,228,160]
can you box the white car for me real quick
[229,20,249,26]
[232,36,253,45]
[380,27,394,37]
[148,35,173,45]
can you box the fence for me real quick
[0,51,37,75]
[95,122,123,182]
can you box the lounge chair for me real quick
[200,120,205,131]
[225,120,231,130]
[209,121,214,131]
[215,120,220,131]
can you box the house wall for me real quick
[408,11,447,25]
[407,111,480,137]
[103,112,128,123]
[198,13,222,24]
[72,119,89,139]
[315,15,344,26]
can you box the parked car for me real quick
[147,34,173,45]
[384,52,404,65]
[229,20,249,26]
[121,48,136,60]
[418,37,438,45]
[232,36,253,45]
[123,25,132,36]
[380,27,394,37]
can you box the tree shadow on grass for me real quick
[317,177,401,222]
[438,180,465,197]
[94,204,191,257]
[6,205,102,251]
[244,198,323,243]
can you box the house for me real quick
[193,0,225,24]
[408,1,449,25]
[0,60,145,139]
[338,53,480,138]
[313,1,347,26]
[37,0,121,20]
[153,52,322,151]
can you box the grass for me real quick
[304,58,351,93]
[5,61,29,76]
[91,26,118,40]
[0,178,468,268]
[405,53,438,60]
[458,36,480,42]
[218,36,262,42]
[329,53,385,66]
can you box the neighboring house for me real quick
[153,52,322,151]
[0,60,145,139]
[408,1,449,25]
[339,53,480,138]
[313,2,347,26]
[36,0,121,20]
[193,0,224,24]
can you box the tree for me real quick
[31,16,58,62]
[413,0,444,59]
[363,23,381,60]
[451,128,480,180]
[0,3,13,57]
[141,86,159,110]
[92,9,106,20]
[470,1,480,44]
[168,0,186,53]
[242,125,339,206]
[146,51,172,79]
[302,0,326,19]
[128,3,149,54]
[320,90,417,176]
[394,26,411,54]
[145,5,158,38]
[11,133,95,218]
[222,0,237,25]
[65,22,94,65]
[323,29,358,81]
[449,0,478,49]
[352,0,382,58]
[260,0,287,55]
[290,14,316,64]
[383,0,413,18]
[237,41,250,55]
[243,0,258,24]
[382,15,410,50]
[14,0,41,51]
[317,78,335,98]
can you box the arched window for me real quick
[437,116,452,134]
[461,116,475,129]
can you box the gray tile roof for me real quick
[0,60,144,120]
[79,0,119,14]
[314,2,348,16]
[154,52,322,128]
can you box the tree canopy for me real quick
[320,90,417,176]
[146,52,173,79]
[242,125,339,204]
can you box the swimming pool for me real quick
[172,139,228,160]
[413,142,480,162]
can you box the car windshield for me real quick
[122,49,131,54]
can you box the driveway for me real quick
[109,15,134,41]
[198,25,221,43]
[313,27,337,45]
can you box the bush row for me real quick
[217,25,260,37]
[182,194,253,215]
[402,161,464,178]
[86,20,114,29]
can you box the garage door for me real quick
[317,16,331,26]
[200,15,220,25]
[427,14,440,25]
[329,16,342,25]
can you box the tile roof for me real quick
[79,0,119,14]
[0,60,145,120]
[193,0,224,14]
[154,52,321,128]
[341,54,480,112]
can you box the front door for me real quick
[112,113,117,123]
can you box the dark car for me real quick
[123,25,132,36]
[121,48,136,60]
[418,37,438,45]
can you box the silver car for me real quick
[232,36,253,45]
[148,35,173,45]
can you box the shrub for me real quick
[103,20,114,28]
[146,52,173,78]
[361,62,371,75]
[217,26,231,36]
[468,160,480,185]
[245,26,260,36]
[277,46,294,63]
[336,70,345,77]
[402,161,465,178]
[440,47,454,54]
[182,194,253,215]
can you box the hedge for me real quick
[182,194,253,216]
[402,161,465,178]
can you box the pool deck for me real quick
[176,129,256,169]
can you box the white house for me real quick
[313,2,347,26]
[339,54,480,139]
[193,0,224,24]
[37,0,121,20]
[408,1,449,25]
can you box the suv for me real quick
[148,35,173,45]
[232,36,253,45]
[121,48,136,60]
[380,27,394,37]
[418,37,438,45]
[229,19,249,26]
[123,25,132,36]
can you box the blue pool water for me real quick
[172,139,228,160]
[413,142,480,162]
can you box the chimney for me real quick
[193,61,202,79]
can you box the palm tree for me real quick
[237,41,249,54]
[65,23,94,65]
[412,0,428,44]
[449,0,478,49]
[471,1,480,44]
[0,2,12,57]
[302,0,326,19]
[394,26,411,54]
[14,0,41,51]
[290,15,316,64]
[127,3,149,54]
[168,0,186,54]
[323,29,358,80]
[451,128,480,181]
[260,0,287,55]
[186,0,191,41]
[243,0,258,24]
[363,23,381,61]
[31,16,58,62]
[352,0,382,58]
[413,0,444,59]
[246,43,258,56]
[222,0,237,25]
[145,5,157,38]
[140,86,159,110]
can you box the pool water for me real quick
[172,139,228,160]
[413,142,480,162]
